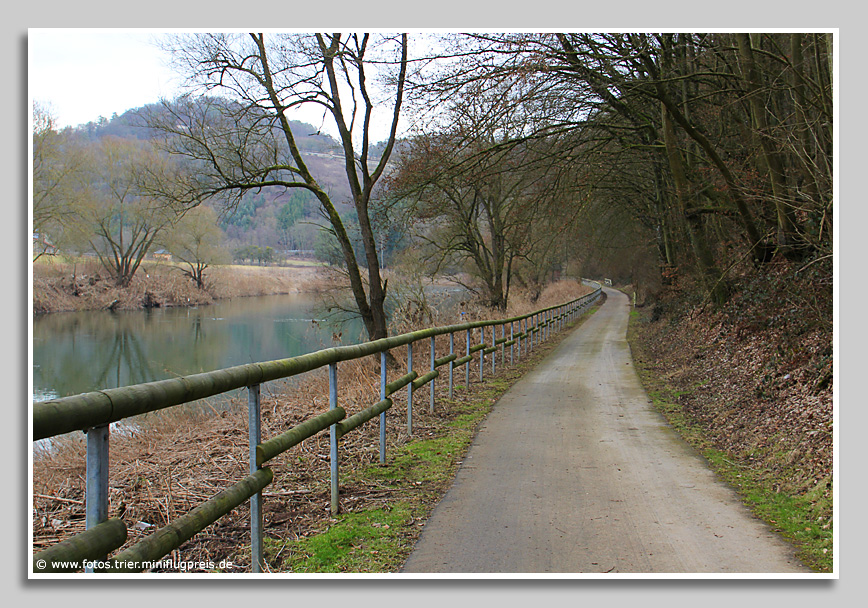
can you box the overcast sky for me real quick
[29,29,184,128]
[28,29,402,139]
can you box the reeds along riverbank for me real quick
[31,257,335,314]
[31,278,591,571]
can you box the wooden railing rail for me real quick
[32,284,602,574]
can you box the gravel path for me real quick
[401,288,811,574]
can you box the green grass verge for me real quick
[267,381,518,573]
[270,505,416,573]
[703,451,833,572]
[266,303,603,573]
[626,309,833,573]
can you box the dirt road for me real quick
[401,287,811,574]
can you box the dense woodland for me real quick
[31,31,835,571]
[34,32,833,327]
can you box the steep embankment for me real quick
[627,258,833,571]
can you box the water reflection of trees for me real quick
[33,307,233,397]
[32,295,366,399]
[98,327,158,389]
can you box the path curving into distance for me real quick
[401,287,810,574]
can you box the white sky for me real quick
[28,29,400,139]
[29,29,184,128]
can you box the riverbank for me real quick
[32,257,335,313]
[32,279,594,572]
[33,281,589,572]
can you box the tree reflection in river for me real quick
[32,294,363,400]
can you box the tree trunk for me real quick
[661,103,728,306]
[735,33,806,258]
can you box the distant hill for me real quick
[59,98,396,256]
[66,100,345,153]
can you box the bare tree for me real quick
[147,33,408,341]
[159,205,228,289]
[388,80,591,309]
[71,137,183,286]
[32,103,84,257]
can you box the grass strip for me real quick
[626,309,832,573]
[266,302,603,573]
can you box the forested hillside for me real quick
[31,31,835,572]
[35,102,363,262]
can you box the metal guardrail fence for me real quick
[32,285,602,574]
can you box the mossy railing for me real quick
[32,285,602,574]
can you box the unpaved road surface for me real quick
[402,288,811,574]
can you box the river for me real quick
[31,293,367,402]
[32,287,467,403]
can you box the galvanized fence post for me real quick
[491,325,496,375]
[85,424,109,572]
[430,336,436,413]
[517,319,522,361]
[407,342,414,435]
[448,332,454,400]
[510,322,514,366]
[479,327,484,382]
[465,328,471,387]
[380,351,387,464]
[329,363,339,516]
[500,324,505,367]
[526,317,531,351]
[248,383,263,573]
[532,313,537,349]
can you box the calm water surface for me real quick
[32,294,366,402]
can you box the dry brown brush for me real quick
[631,258,832,503]
[32,258,332,314]
[32,279,591,572]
